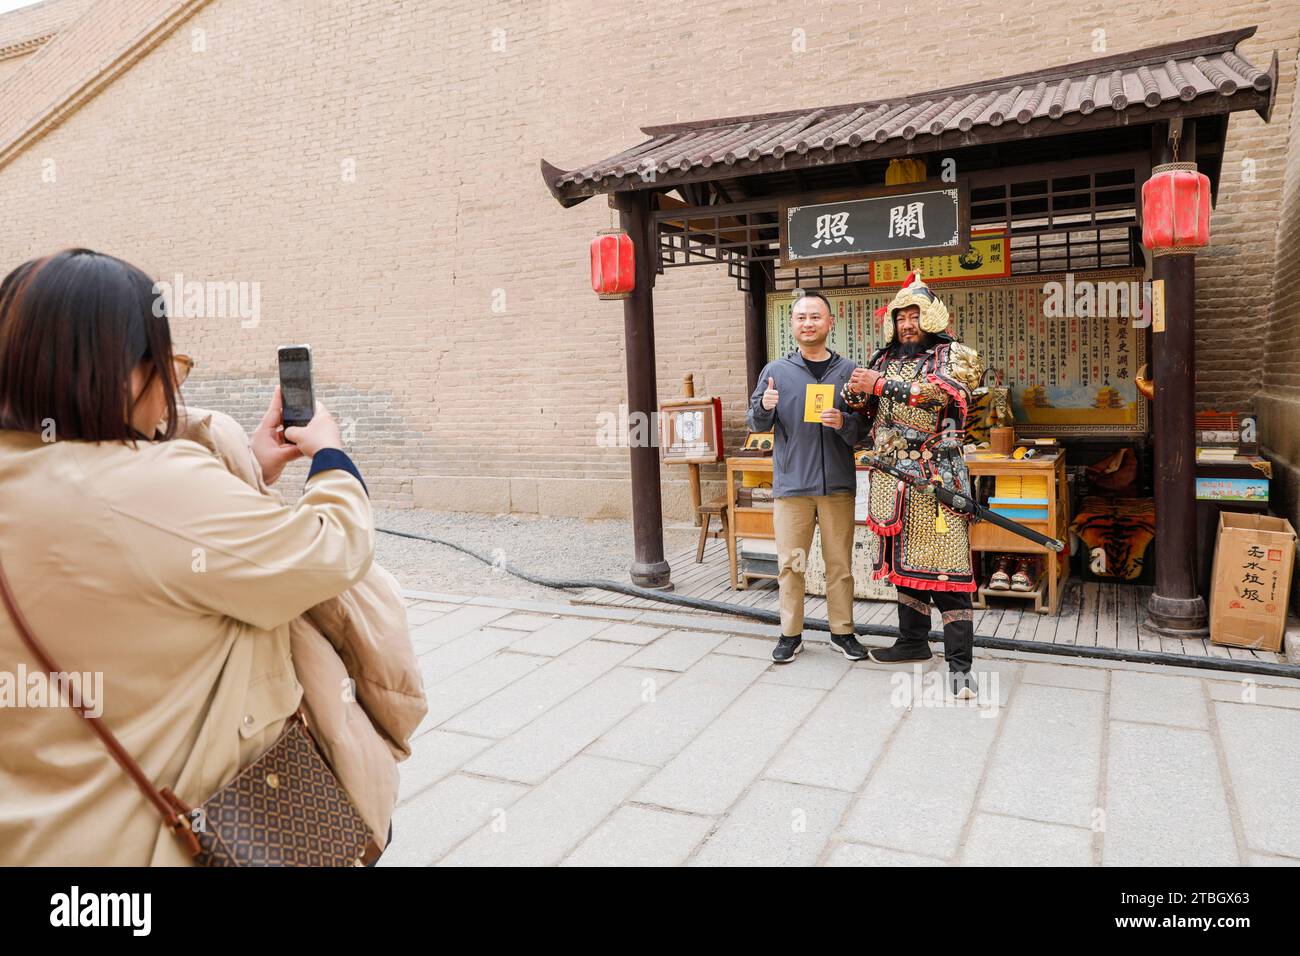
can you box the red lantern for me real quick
[590,230,635,300]
[1141,162,1211,252]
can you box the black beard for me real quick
[893,337,931,359]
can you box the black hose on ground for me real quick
[377,527,1300,680]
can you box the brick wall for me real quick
[0,0,1296,516]
[1259,43,1300,610]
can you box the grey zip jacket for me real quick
[745,350,865,499]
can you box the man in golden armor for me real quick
[843,271,983,699]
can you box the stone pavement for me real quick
[377,589,1300,867]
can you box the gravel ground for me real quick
[373,509,700,601]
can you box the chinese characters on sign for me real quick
[811,212,852,249]
[782,186,965,265]
[1195,477,1269,502]
[888,202,926,240]
[1231,545,1280,610]
[871,230,1010,285]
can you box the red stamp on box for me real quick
[1268,549,1283,561]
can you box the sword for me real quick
[859,453,1066,553]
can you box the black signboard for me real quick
[779,180,969,267]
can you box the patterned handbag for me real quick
[0,556,382,867]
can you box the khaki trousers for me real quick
[773,492,856,637]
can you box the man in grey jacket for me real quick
[746,291,868,663]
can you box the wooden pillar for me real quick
[613,191,671,589]
[1146,120,1207,632]
[743,259,769,396]
[683,373,702,527]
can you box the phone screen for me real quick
[278,347,314,426]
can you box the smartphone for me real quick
[277,345,315,428]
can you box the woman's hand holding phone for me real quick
[251,386,304,484]
[251,386,344,483]
[282,399,342,458]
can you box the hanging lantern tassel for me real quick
[1141,162,1211,254]
[590,230,635,300]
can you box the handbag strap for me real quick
[0,556,201,856]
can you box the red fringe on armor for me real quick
[872,566,978,592]
[865,514,903,536]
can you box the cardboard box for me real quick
[1209,512,1297,652]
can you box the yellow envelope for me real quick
[804,383,835,422]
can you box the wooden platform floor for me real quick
[573,538,1287,667]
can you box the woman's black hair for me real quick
[0,248,179,442]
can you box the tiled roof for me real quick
[542,27,1277,206]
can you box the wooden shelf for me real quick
[726,456,775,590]
[973,582,1047,614]
[966,453,1069,615]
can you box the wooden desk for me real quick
[725,456,774,589]
[965,453,1069,614]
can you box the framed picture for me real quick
[659,397,724,464]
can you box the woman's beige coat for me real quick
[177,409,425,846]
[0,421,380,866]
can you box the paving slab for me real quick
[418,626,524,688]
[1020,661,1108,692]
[439,756,652,866]
[1109,670,1208,730]
[442,640,636,738]
[979,683,1105,828]
[491,613,554,631]
[839,682,1007,859]
[689,780,850,867]
[379,773,526,867]
[760,645,853,690]
[633,681,824,815]
[589,653,771,767]
[589,622,670,645]
[1102,721,1238,866]
[465,667,675,784]
[397,729,492,803]
[560,806,712,867]
[623,629,726,671]
[765,669,905,792]
[505,617,615,656]
[414,651,545,735]
[961,813,1094,866]
[713,635,776,659]
[1208,681,1300,710]
[1214,701,1300,858]
[410,605,513,653]
[405,605,449,627]
[825,842,944,866]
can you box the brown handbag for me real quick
[0,556,382,867]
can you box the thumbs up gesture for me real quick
[761,376,779,411]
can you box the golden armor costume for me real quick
[844,272,985,592]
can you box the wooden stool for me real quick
[697,497,729,563]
